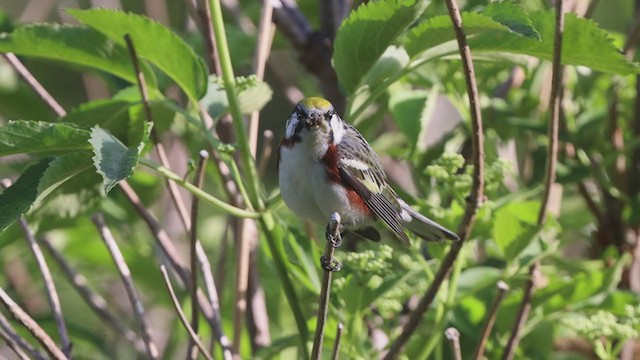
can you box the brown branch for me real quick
[257,130,275,177]
[503,1,565,359]
[159,266,213,360]
[311,213,342,360]
[198,0,223,75]
[92,213,159,360]
[1,53,66,117]
[0,286,67,360]
[474,281,509,360]
[319,0,348,40]
[187,150,209,360]
[445,328,462,360]
[0,312,44,360]
[17,219,71,357]
[39,237,144,352]
[330,322,344,360]
[382,0,485,356]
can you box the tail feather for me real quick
[398,199,460,242]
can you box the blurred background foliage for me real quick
[0,0,639,359]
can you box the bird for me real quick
[277,97,459,246]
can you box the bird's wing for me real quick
[336,127,410,246]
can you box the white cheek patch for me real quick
[285,114,300,138]
[330,114,345,144]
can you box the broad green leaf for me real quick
[492,201,541,259]
[0,120,91,156]
[483,1,541,40]
[89,125,150,193]
[333,0,429,93]
[408,9,638,75]
[68,8,208,102]
[405,12,535,57]
[0,24,156,86]
[388,86,438,153]
[0,152,94,232]
[364,45,410,87]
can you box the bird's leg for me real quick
[321,221,342,271]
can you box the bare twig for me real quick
[0,286,67,360]
[0,312,44,360]
[445,328,462,360]
[503,1,565,359]
[159,266,214,360]
[258,130,275,177]
[1,53,66,117]
[198,0,223,75]
[187,150,209,360]
[311,213,342,360]
[92,213,159,360]
[330,323,344,360]
[39,237,144,352]
[17,219,71,357]
[474,281,509,360]
[118,181,235,360]
[382,0,485,356]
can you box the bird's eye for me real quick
[325,110,334,119]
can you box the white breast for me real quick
[278,141,372,228]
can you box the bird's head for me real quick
[284,97,338,143]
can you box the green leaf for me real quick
[333,0,429,93]
[468,12,639,75]
[89,125,150,193]
[483,1,541,40]
[0,152,94,232]
[68,8,208,102]
[0,24,156,86]
[405,12,534,57]
[388,86,439,153]
[0,120,91,156]
[492,201,541,259]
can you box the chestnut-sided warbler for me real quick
[278,97,459,245]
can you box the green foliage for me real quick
[68,8,208,102]
[1,1,640,359]
[0,24,157,86]
[333,0,429,92]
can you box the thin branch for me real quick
[330,323,344,360]
[187,150,209,360]
[473,281,509,360]
[91,213,159,360]
[0,286,67,360]
[2,53,66,117]
[382,0,485,356]
[0,312,44,360]
[258,130,275,177]
[311,213,342,360]
[39,237,144,352]
[198,0,224,75]
[159,266,214,360]
[503,1,565,359]
[445,328,462,360]
[16,219,71,357]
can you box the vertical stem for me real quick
[188,150,209,360]
[473,281,509,360]
[382,0,485,356]
[444,328,462,360]
[311,213,342,360]
[503,1,565,359]
[330,323,344,360]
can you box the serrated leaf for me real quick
[0,120,91,156]
[408,9,638,75]
[333,0,429,93]
[0,152,94,232]
[89,126,150,193]
[405,12,529,57]
[0,24,157,86]
[483,1,541,40]
[68,8,208,102]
